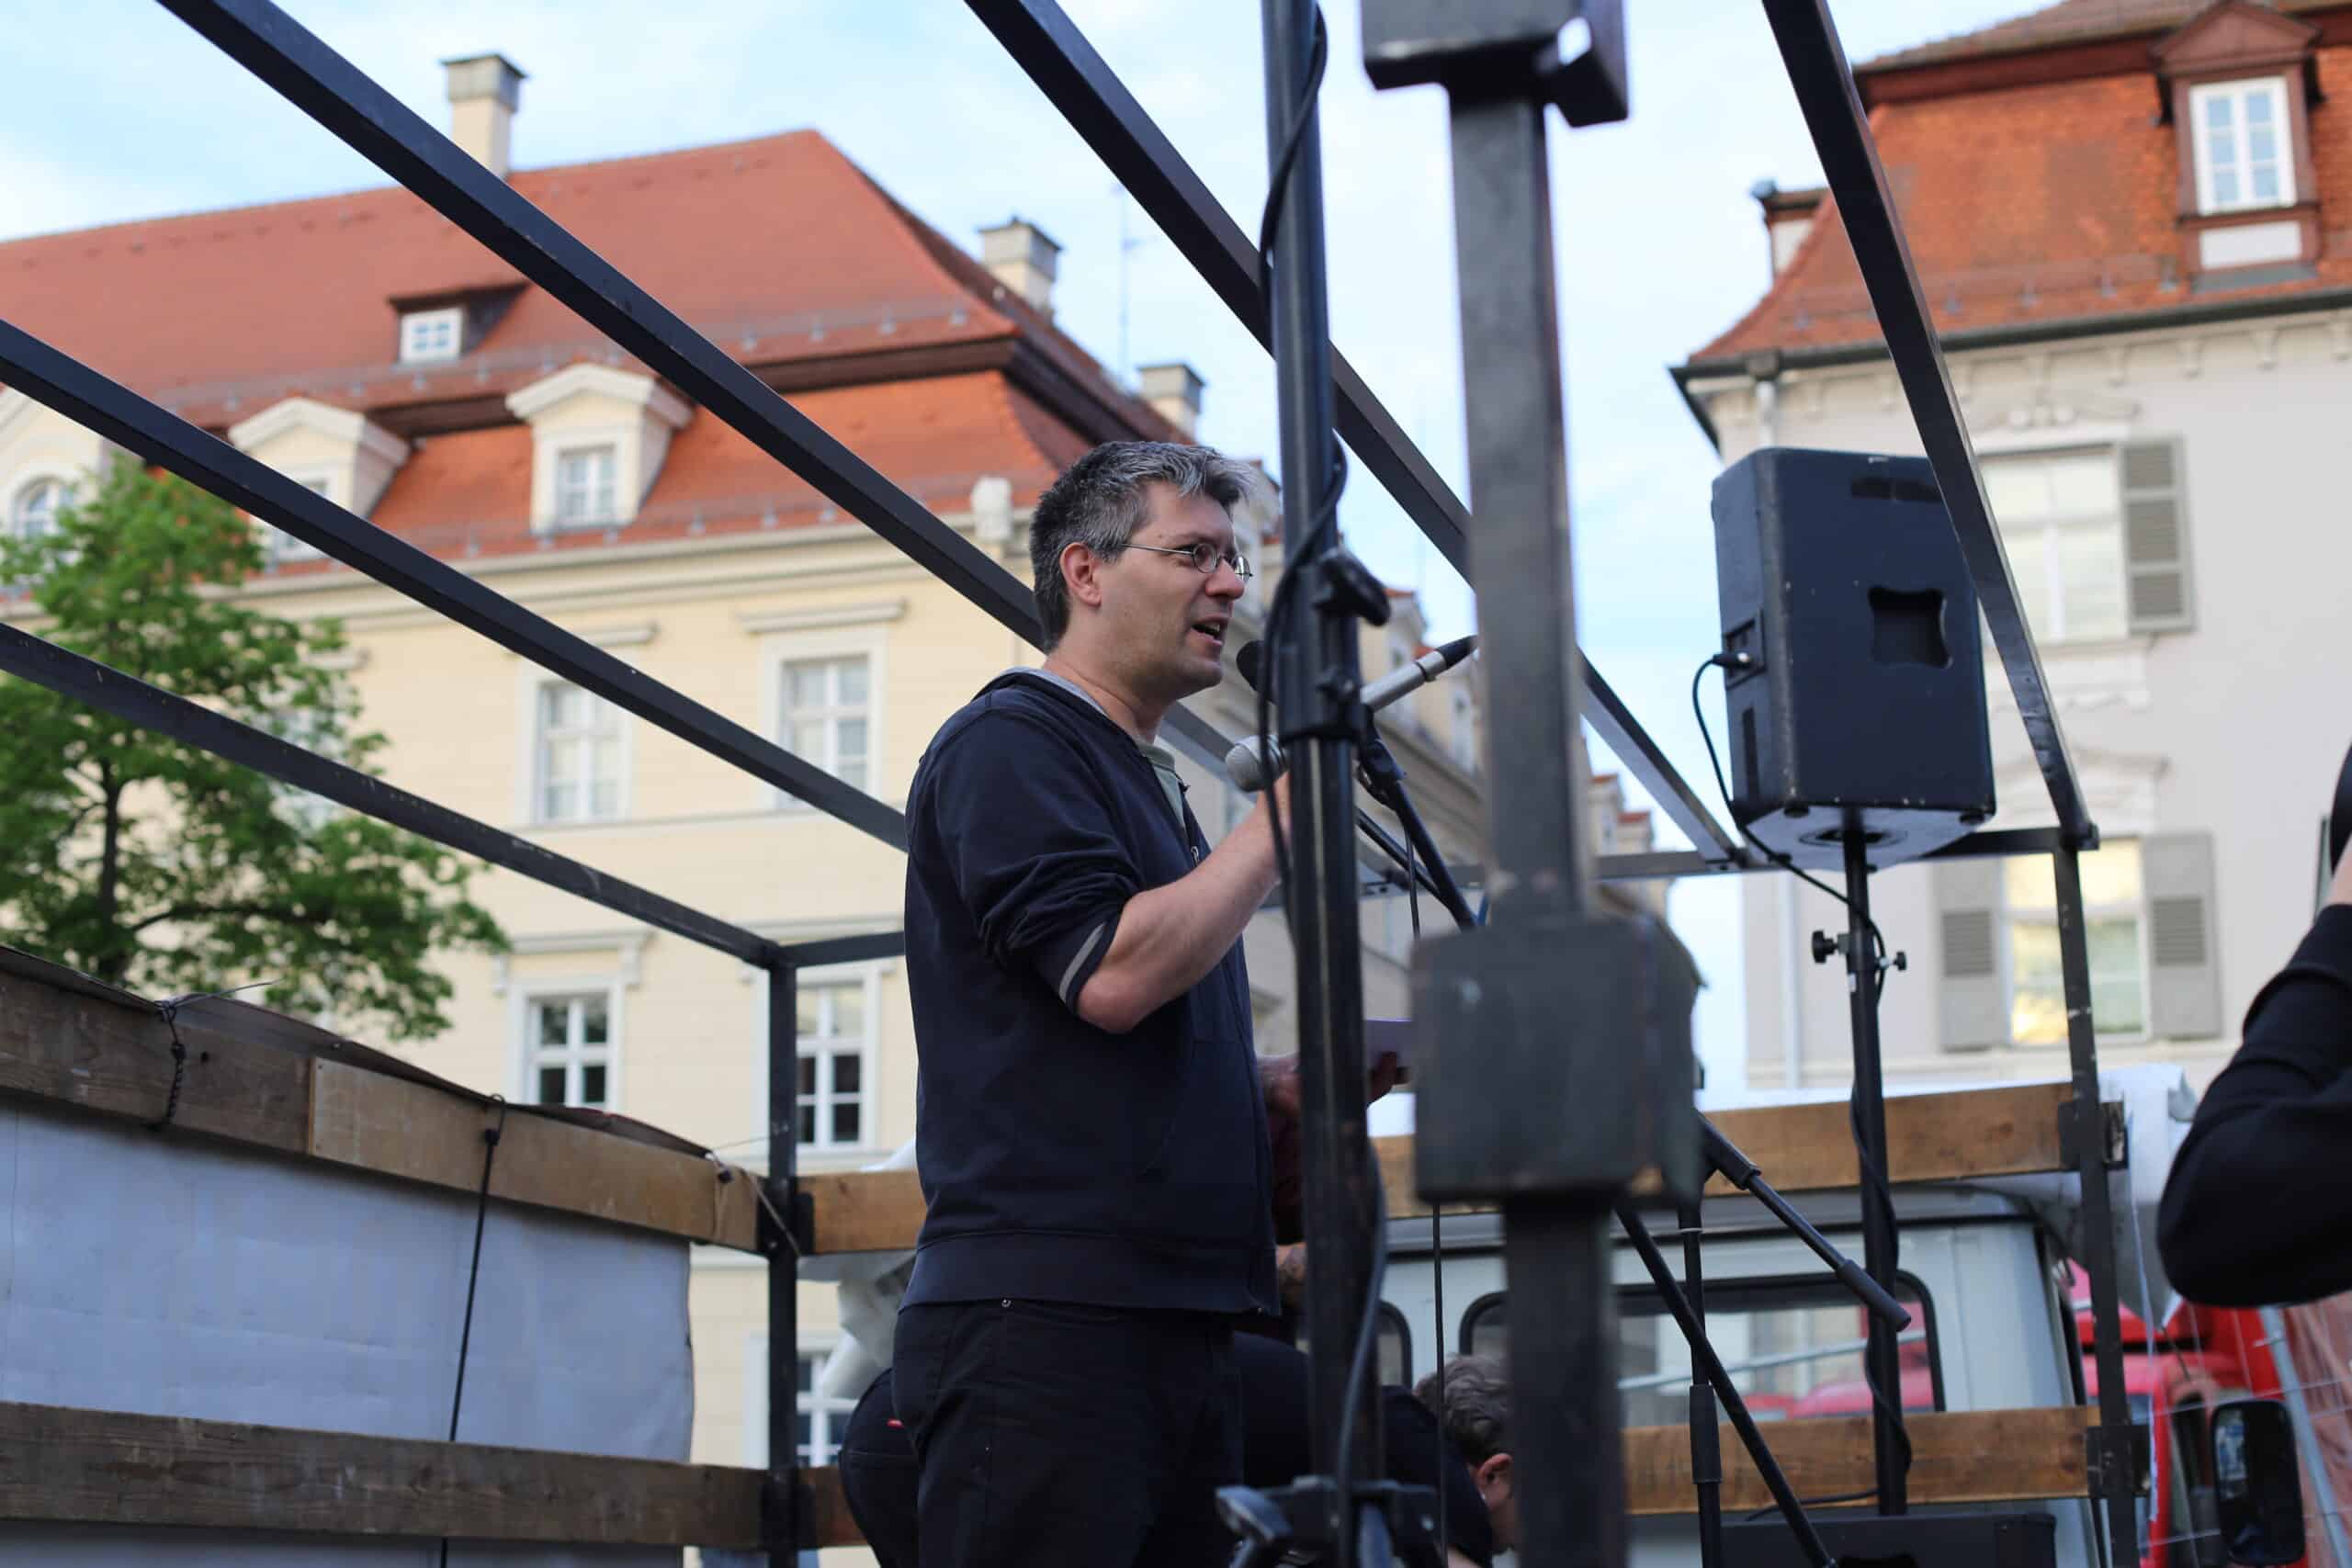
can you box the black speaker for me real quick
[1711,446,1996,869]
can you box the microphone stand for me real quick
[1343,731,1909,1568]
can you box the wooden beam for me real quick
[0,1400,764,1547]
[0,959,761,1252]
[806,1081,2078,1254]
[797,1405,2097,1546]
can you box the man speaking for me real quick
[894,441,1295,1568]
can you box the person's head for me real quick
[1417,1353,1518,1552]
[1028,441,1261,716]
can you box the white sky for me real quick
[2,0,2048,1089]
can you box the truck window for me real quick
[1458,1273,1942,1429]
[1301,1303,1413,1389]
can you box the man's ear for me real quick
[1476,1452,1513,1499]
[1061,541,1106,614]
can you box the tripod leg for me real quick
[1617,1204,1834,1568]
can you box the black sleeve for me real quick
[2158,905,2352,1306]
[1380,1388,1495,1567]
[925,711,1143,1010]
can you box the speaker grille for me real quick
[1943,909,1996,977]
[2150,897,2207,968]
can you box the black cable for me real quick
[440,1095,510,1568]
[1402,828,1448,1566]
[1742,1488,1875,1523]
[1333,1174,1391,1559]
[1256,7,1330,299]
[1690,654,1914,1483]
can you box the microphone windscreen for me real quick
[1236,639,1265,694]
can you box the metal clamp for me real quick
[1362,0,1628,125]
[2056,1098,2129,1172]
[2083,1419,2151,1498]
[754,1178,816,1259]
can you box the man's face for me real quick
[1088,483,1246,702]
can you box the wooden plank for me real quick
[0,1400,764,1547]
[797,1406,2097,1545]
[1623,1404,2094,1517]
[310,1060,760,1251]
[0,962,761,1252]
[808,1460,863,1549]
[808,1082,2077,1254]
[0,962,311,1155]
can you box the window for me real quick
[796,1349,856,1467]
[778,656,870,798]
[552,445,618,526]
[797,980,869,1150]
[10,478,67,542]
[266,705,341,829]
[1983,449,2127,644]
[1462,1274,1939,1429]
[1451,686,1477,772]
[262,476,333,562]
[526,992,613,1110]
[399,307,464,365]
[2004,840,2146,1046]
[535,682,625,823]
[2190,78,2294,214]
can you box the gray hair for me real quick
[1414,1353,1511,1466]
[1027,440,1260,649]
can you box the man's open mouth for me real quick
[1191,619,1227,648]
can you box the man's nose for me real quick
[1205,561,1246,600]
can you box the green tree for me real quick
[0,462,504,1041]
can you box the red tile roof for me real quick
[1689,26,2352,363]
[0,126,1184,561]
[1863,0,2337,72]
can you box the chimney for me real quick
[978,218,1061,316]
[1749,179,1825,281]
[1136,362,1205,438]
[443,53,526,178]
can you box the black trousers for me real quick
[891,1299,1242,1568]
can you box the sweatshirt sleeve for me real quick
[923,710,1141,1010]
[2157,904,2352,1306]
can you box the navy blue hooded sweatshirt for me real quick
[899,671,1279,1317]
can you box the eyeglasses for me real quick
[1125,542,1255,581]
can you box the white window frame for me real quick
[741,1334,856,1470]
[551,442,620,528]
[398,306,465,366]
[517,672,633,827]
[7,472,72,543]
[772,653,873,810]
[751,962,887,1163]
[1980,445,2131,648]
[1999,840,2151,1048]
[511,980,623,1111]
[2189,77,2295,215]
[752,622,890,813]
[261,471,336,562]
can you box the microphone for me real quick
[1225,635,1477,791]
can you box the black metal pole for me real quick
[2055,846,2141,1566]
[1446,84,1618,1568]
[1681,1199,1724,1568]
[765,962,800,1568]
[1842,830,1906,1514]
[1259,0,1380,1554]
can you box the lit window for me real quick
[778,656,870,799]
[399,307,464,365]
[797,981,868,1150]
[535,681,624,823]
[9,478,68,542]
[1983,449,2127,644]
[2004,841,2146,1045]
[526,992,613,1110]
[553,445,618,526]
[2190,78,2294,215]
[796,1349,855,1466]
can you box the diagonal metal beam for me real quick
[0,624,782,968]
[148,0,1256,781]
[967,0,1745,864]
[1759,0,2093,845]
[0,316,910,850]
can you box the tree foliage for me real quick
[0,462,503,1040]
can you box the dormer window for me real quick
[399,306,464,365]
[2191,77,2292,213]
[504,364,689,535]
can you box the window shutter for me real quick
[2144,831,2222,1040]
[2121,441,2193,634]
[1937,858,2005,1051]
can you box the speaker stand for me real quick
[1812,825,1911,1514]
